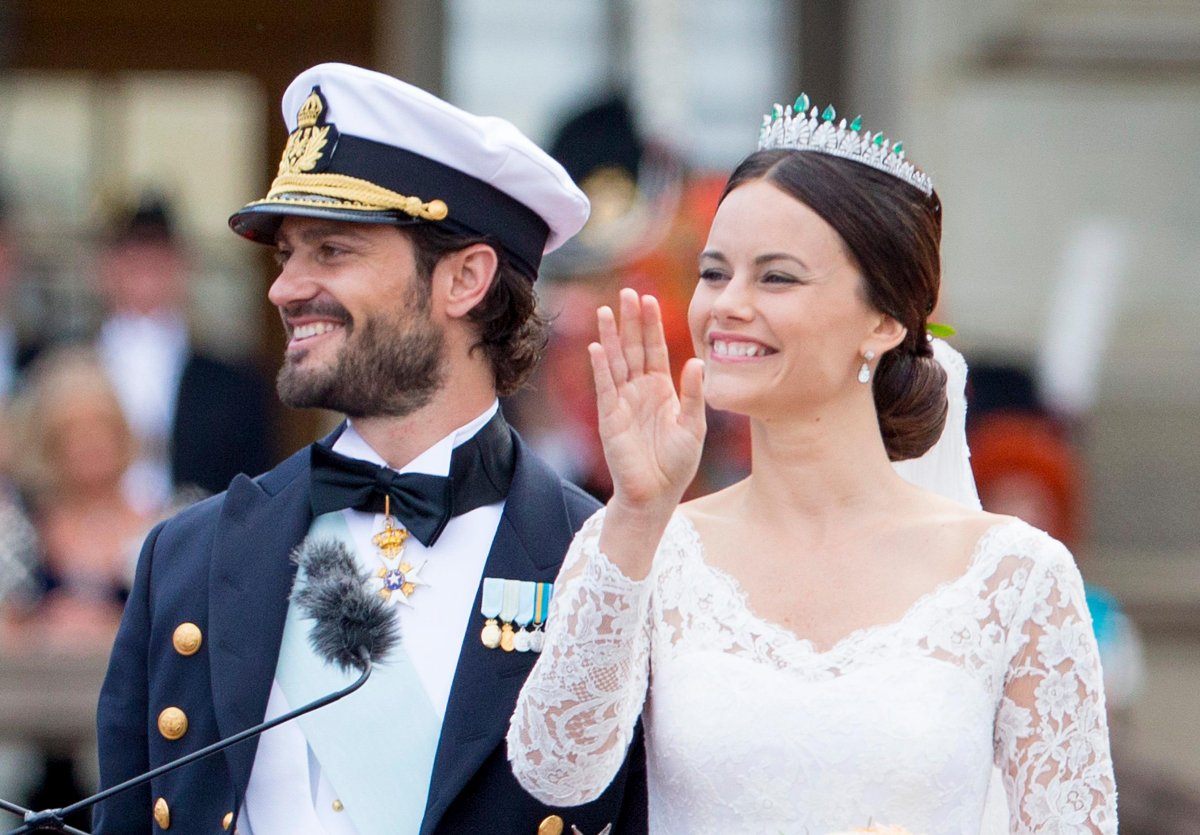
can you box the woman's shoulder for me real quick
[890,491,1077,587]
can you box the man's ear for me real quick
[438,243,499,319]
[863,313,907,357]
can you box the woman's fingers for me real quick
[596,305,630,384]
[641,294,671,375]
[618,288,646,378]
[678,357,707,439]
[588,341,618,416]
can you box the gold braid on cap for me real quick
[249,88,449,221]
[248,172,449,221]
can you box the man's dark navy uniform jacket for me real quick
[93,424,648,834]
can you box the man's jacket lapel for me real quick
[207,448,315,797]
[421,435,578,834]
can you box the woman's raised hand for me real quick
[589,289,706,520]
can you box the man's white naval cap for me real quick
[229,62,590,278]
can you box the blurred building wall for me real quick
[845,0,1200,557]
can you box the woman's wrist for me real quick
[597,495,677,581]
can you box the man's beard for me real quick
[276,292,446,419]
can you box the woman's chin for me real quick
[701,385,758,417]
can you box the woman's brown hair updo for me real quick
[720,149,947,461]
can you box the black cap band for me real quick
[230,133,551,278]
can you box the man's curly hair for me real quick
[406,223,551,396]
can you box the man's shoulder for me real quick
[157,445,310,534]
[509,430,601,529]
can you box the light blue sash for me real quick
[275,512,440,834]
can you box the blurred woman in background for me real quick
[8,346,152,647]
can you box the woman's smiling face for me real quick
[688,178,890,419]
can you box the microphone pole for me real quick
[4,536,400,835]
[4,652,372,835]
[0,800,89,835]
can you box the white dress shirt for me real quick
[242,403,505,834]
[97,312,189,513]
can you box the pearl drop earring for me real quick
[858,350,876,384]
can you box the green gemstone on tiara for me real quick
[756,99,934,196]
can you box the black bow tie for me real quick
[309,410,516,547]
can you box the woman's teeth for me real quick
[712,339,770,358]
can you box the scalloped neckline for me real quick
[670,513,1027,660]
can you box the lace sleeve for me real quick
[994,536,1118,833]
[507,508,655,806]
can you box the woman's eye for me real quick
[699,268,728,283]
[762,272,802,285]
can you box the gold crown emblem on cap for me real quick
[247,83,450,224]
[277,86,333,177]
[296,89,324,129]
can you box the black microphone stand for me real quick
[3,653,373,835]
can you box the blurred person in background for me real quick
[7,346,153,644]
[94,195,276,513]
[0,187,41,612]
[2,346,156,830]
[0,184,54,828]
[0,189,40,401]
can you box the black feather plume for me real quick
[290,538,401,673]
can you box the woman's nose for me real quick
[710,275,754,321]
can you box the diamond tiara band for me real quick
[757,94,934,197]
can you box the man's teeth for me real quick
[293,322,341,339]
[712,339,770,358]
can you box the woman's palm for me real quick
[590,290,706,508]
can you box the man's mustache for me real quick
[280,300,353,328]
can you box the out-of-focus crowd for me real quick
[0,193,276,820]
[0,195,275,654]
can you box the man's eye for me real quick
[273,249,291,268]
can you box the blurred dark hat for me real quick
[550,96,643,187]
[542,92,682,279]
[108,194,176,246]
[965,361,1042,426]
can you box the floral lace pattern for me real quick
[508,510,1116,834]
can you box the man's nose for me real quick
[267,256,318,308]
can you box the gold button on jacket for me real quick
[538,814,564,835]
[222,812,233,830]
[157,707,188,740]
[172,622,203,656]
[153,797,170,829]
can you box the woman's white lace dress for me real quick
[508,510,1117,834]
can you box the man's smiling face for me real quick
[268,216,446,418]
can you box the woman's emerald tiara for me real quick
[758,94,934,197]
